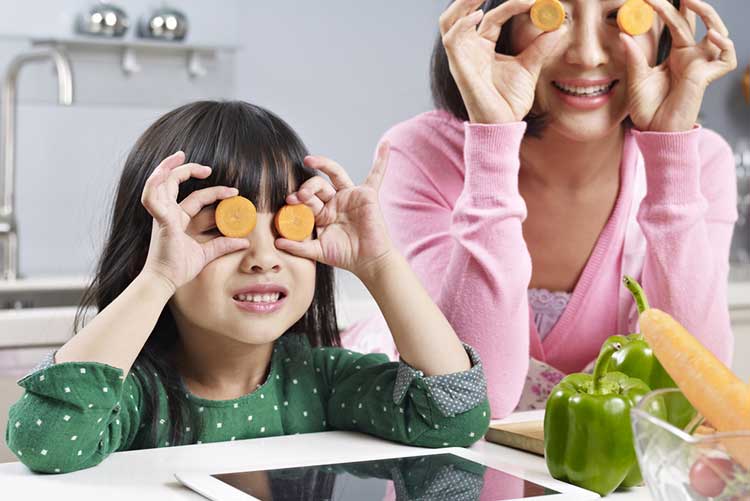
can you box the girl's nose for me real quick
[564,16,609,69]
[239,217,283,274]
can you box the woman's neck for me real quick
[519,126,625,192]
[170,324,275,400]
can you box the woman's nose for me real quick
[564,18,609,69]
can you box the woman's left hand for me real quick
[621,0,737,132]
[275,142,395,280]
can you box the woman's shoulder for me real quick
[381,109,465,152]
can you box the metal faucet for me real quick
[0,47,74,280]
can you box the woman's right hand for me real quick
[139,151,250,293]
[440,0,566,124]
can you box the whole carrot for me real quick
[623,276,750,469]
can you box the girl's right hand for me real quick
[440,0,566,124]
[139,151,250,293]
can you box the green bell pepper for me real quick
[544,343,667,496]
[596,277,696,429]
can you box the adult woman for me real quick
[343,0,738,418]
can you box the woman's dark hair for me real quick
[430,0,680,137]
[73,100,340,448]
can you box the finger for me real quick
[681,0,728,37]
[275,238,323,262]
[477,0,535,44]
[679,0,697,37]
[705,29,737,78]
[303,156,355,190]
[443,8,484,49]
[517,27,568,78]
[295,190,326,217]
[179,186,238,218]
[288,176,336,205]
[165,163,213,200]
[620,33,652,82]
[201,236,250,263]
[364,141,390,191]
[439,0,485,37]
[644,0,695,47]
[141,151,185,206]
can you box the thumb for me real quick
[620,33,651,84]
[518,27,568,78]
[275,238,324,263]
[202,237,249,263]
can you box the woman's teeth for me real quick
[553,81,615,97]
[234,293,281,303]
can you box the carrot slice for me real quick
[274,204,315,242]
[531,0,565,32]
[617,0,655,36]
[215,196,257,238]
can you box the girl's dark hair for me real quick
[430,0,680,137]
[74,100,340,448]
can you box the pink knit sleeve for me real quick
[633,127,737,365]
[377,120,532,418]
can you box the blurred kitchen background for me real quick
[0,0,749,461]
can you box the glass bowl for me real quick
[631,388,750,500]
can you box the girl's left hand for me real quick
[275,142,395,280]
[621,0,737,132]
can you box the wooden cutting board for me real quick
[485,420,545,457]
[485,419,715,458]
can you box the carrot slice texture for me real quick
[617,0,655,36]
[274,204,315,242]
[215,196,257,238]
[531,0,565,32]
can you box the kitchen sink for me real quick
[0,276,89,310]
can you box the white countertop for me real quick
[0,414,653,500]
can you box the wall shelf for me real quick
[30,37,238,78]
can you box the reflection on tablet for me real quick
[212,453,560,500]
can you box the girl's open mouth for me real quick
[232,292,287,314]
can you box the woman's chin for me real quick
[546,114,625,143]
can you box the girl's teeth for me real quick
[234,293,281,303]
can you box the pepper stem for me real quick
[593,342,621,393]
[623,275,650,314]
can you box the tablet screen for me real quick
[211,453,560,500]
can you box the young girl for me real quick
[4,101,490,474]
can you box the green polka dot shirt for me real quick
[5,334,490,474]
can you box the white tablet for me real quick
[175,452,599,500]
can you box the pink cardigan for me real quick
[342,109,737,418]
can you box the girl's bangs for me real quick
[173,101,315,213]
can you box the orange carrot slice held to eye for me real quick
[215,196,257,238]
[624,276,750,469]
[531,0,565,32]
[617,0,655,36]
[274,204,315,242]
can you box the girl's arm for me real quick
[6,360,146,473]
[55,151,248,376]
[54,271,174,375]
[356,249,470,376]
[277,144,481,377]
